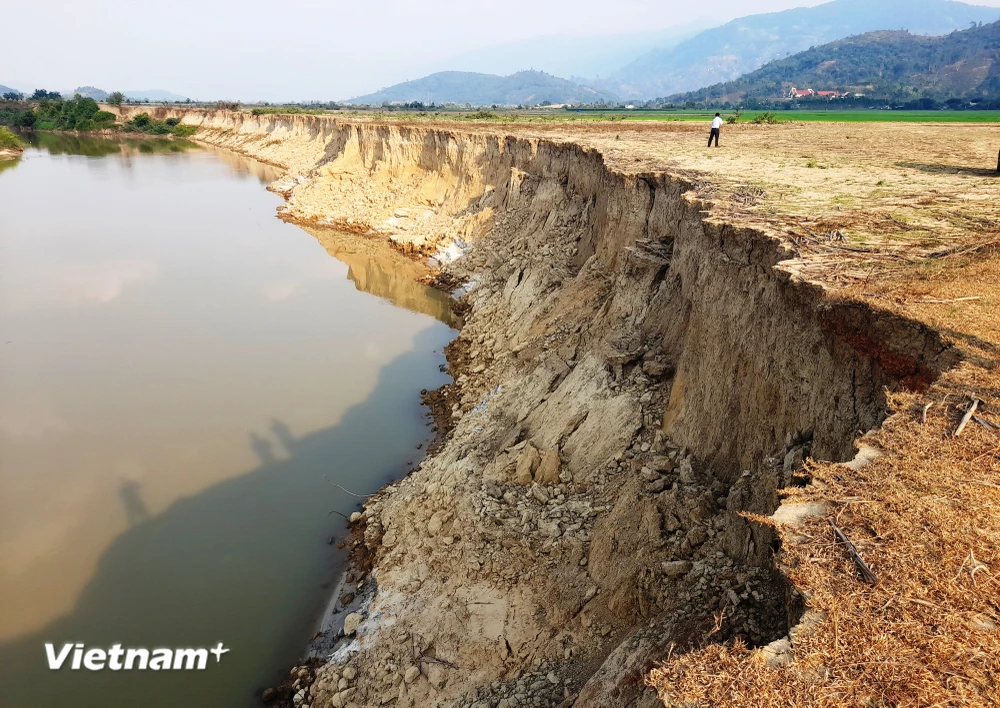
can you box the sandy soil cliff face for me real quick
[131,109,958,707]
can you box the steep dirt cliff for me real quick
[143,109,960,707]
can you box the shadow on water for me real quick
[118,481,151,528]
[0,327,449,708]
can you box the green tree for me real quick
[107,91,125,107]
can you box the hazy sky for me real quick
[4,0,1000,101]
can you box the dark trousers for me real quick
[708,128,720,147]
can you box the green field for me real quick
[553,109,1000,123]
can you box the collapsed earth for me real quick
[111,107,1000,707]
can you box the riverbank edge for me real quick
[170,112,972,708]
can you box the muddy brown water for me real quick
[0,133,455,707]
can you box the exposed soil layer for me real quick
[128,107,992,707]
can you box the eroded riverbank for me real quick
[130,109,998,707]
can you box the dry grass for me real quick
[646,244,1000,705]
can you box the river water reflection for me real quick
[0,134,455,707]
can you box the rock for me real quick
[547,672,559,685]
[427,510,449,536]
[338,677,349,690]
[427,664,448,689]
[783,447,805,478]
[515,444,541,485]
[678,457,696,484]
[662,560,693,577]
[261,688,276,702]
[685,525,708,547]
[330,694,345,708]
[342,666,357,681]
[293,688,306,705]
[649,456,676,473]
[760,637,793,667]
[645,478,667,493]
[344,613,362,636]
[532,485,550,504]
[349,512,362,523]
[538,519,561,537]
[534,449,561,485]
[404,666,421,684]
[340,592,355,607]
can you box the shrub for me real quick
[751,111,781,125]
[164,117,180,126]
[726,112,742,125]
[131,112,151,128]
[464,110,500,120]
[15,109,36,128]
[0,127,25,149]
[170,124,197,137]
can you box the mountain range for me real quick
[344,70,619,107]
[339,0,1000,106]
[671,20,1000,104]
[596,0,1000,99]
[415,22,710,83]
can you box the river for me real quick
[0,133,455,707]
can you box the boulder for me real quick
[534,449,561,484]
[514,444,540,485]
[343,613,362,636]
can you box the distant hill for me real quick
[69,86,109,100]
[671,21,1000,104]
[597,0,1000,99]
[344,70,619,106]
[0,84,18,97]
[123,89,189,102]
[418,22,709,84]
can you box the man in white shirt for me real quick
[709,113,723,147]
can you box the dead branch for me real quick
[922,401,933,424]
[325,476,372,498]
[830,520,879,585]
[955,398,981,437]
[973,415,1000,431]
[918,296,981,304]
